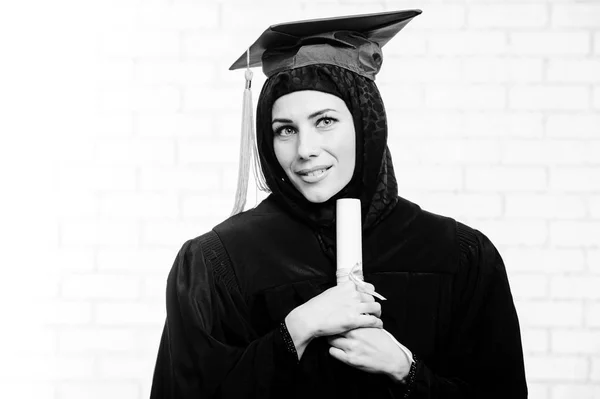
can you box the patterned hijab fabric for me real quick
[256,64,399,241]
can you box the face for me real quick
[271,90,356,203]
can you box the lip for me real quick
[295,165,332,183]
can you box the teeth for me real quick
[305,169,326,177]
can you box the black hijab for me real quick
[256,65,398,251]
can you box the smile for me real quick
[296,166,332,183]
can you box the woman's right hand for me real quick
[284,282,382,359]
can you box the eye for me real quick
[274,126,296,137]
[316,117,337,128]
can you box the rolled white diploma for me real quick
[335,198,414,365]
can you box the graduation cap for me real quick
[229,10,422,215]
[230,9,422,80]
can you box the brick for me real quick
[183,86,240,112]
[177,139,238,164]
[465,166,546,191]
[40,302,92,325]
[429,32,507,55]
[97,354,157,379]
[5,356,96,380]
[552,384,600,399]
[550,221,600,246]
[61,220,139,248]
[385,111,462,138]
[136,3,219,30]
[302,3,387,21]
[408,5,466,29]
[595,86,600,109]
[58,166,136,191]
[547,114,600,138]
[505,194,586,219]
[47,249,95,272]
[143,275,168,300]
[58,383,138,399]
[525,355,587,381]
[589,250,600,273]
[552,329,600,354]
[221,4,304,29]
[139,166,222,191]
[182,194,236,220]
[548,59,600,83]
[376,83,424,110]
[99,29,180,59]
[592,357,600,381]
[463,112,544,138]
[515,300,583,327]
[382,58,461,83]
[58,328,141,353]
[393,139,502,164]
[510,274,548,299]
[54,138,95,162]
[509,32,590,55]
[134,60,217,86]
[381,35,427,57]
[55,191,98,218]
[550,275,600,299]
[96,302,164,325]
[183,31,251,59]
[527,383,549,399]
[588,196,600,219]
[502,140,588,165]
[463,57,543,83]
[425,85,506,110]
[418,193,503,219]
[395,166,463,191]
[99,86,181,112]
[94,138,175,166]
[61,274,141,299]
[142,221,208,248]
[468,5,548,28]
[2,328,57,354]
[551,5,600,28]
[521,328,549,353]
[93,114,133,137]
[596,33,600,55]
[97,60,134,85]
[587,303,600,327]
[97,248,174,273]
[0,383,54,399]
[135,112,215,138]
[509,86,588,110]
[472,220,547,246]
[99,193,179,219]
[550,167,600,191]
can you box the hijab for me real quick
[255,64,398,256]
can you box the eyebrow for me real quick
[271,108,337,125]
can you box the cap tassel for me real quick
[231,49,269,216]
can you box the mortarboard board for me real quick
[229,10,422,216]
[230,9,422,80]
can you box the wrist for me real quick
[285,306,314,348]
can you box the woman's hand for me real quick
[327,328,413,383]
[284,282,382,359]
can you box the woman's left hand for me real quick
[327,328,412,383]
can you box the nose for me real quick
[296,128,321,160]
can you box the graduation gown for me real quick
[150,196,527,398]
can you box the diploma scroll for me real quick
[335,198,414,364]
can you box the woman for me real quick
[150,10,527,399]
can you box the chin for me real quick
[298,188,335,204]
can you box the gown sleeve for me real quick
[150,237,299,399]
[390,222,528,399]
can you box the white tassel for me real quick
[231,50,269,216]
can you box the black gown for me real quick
[150,196,527,398]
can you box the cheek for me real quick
[273,140,292,169]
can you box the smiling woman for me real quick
[150,9,527,399]
[272,91,356,203]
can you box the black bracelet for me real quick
[279,321,299,361]
[403,354,418,398]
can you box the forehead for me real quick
[271,90,347,118]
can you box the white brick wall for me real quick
[2,0,599,398]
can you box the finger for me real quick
[329,346,350,364]
[359,292,375,303]
[328,336,352,351]
[356,314,383,329]
[358,301,381,317]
